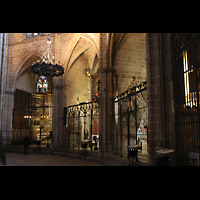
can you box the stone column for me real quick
[98,33,108,157]
[52,76,65,149]
[98,33,115,157]
[0,33,10,147]
[146,33,165,165]
[0,33,5,146]
[1,91,14,146]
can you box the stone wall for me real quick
[65,53,91,107]
[0,33,176,165]
[114,33,146,94]
[1,33,100,147]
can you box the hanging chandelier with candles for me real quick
[83,67,91,77]
[31,36,64,79]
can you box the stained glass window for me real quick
[43,80,48,93]
[27,33,32,38]
[27,33,43,38]
[37,76,48,94]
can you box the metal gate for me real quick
[172,33,200,165]
[113,82,148,159]
[64,101,99,151]
[12,92,53,145]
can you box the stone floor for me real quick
[1,153,105,166]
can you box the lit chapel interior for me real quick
[1,33,147,156]
[2,33,200,166]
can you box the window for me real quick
[37,76,48,94]
[27,33,32,38]
[183,50,190,106]
[172,33,200,165]
[172,33,200,108]
[27,33,43,38]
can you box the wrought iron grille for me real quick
[12,93,53,145]
[172,33,200,165]
[64,101,99,150]
[113,82,148,160]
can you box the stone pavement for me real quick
[1,153,105,166]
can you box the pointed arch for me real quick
[108,33,124,68]
[67,47,90,74]
[63,33,99,74]
[11,50,42,92]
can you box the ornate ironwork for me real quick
[32,60,64,78]
[67,101,99,118]
[64,101,99,150]
[113,82,148,158]
[172,34,200,165]
[31,37,64,78]
[114,81,147,101]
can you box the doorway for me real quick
[113,82,148,161]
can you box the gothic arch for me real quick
[67,47,89,73]
[11,50,42,92]
[108,33,124,68]
[64,33,99,74]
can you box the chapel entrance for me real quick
[113,82,148,162]
[63,74,100,151]
[12,62,53,147]
[64,101,99,151]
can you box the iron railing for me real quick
[113,82,148,159]
[172,33,200,165]
[64,101,99,150]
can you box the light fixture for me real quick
[31,36,64,79]
[183,50,190,107]
[83,67,91,77]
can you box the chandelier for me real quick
[31,37,64,78]
[83,67,91,77]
